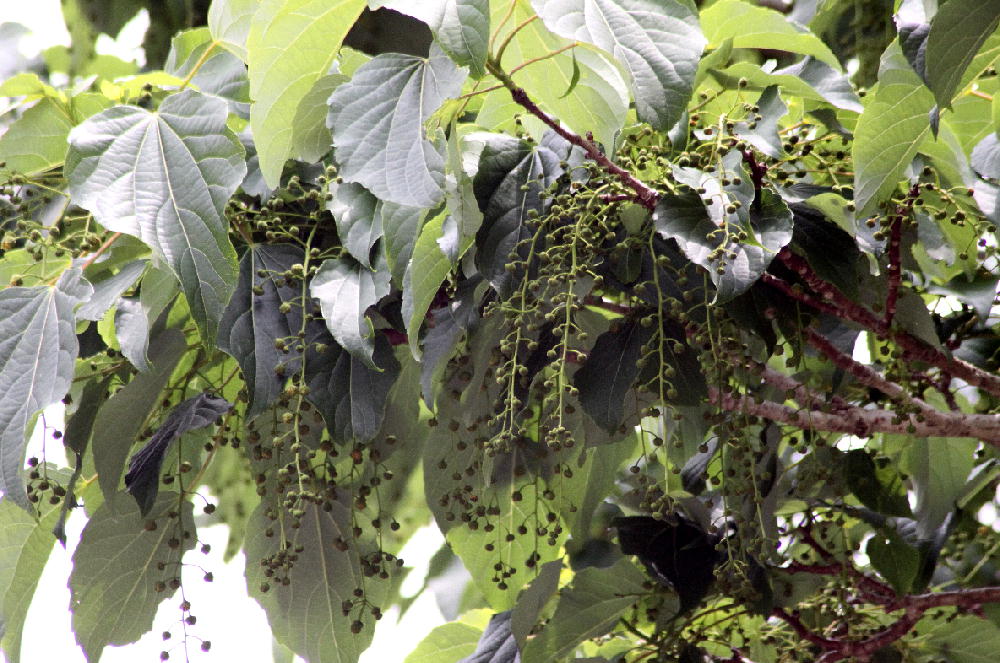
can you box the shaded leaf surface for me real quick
[92,329,187,504]
[124,393,232,516]
[532,0,705,131]
[70,493,195,662]
[521,558,647,662]
[66,90,244,343]
[573,319,647,433]
[304,333,400,443]
[0,270,90,507]
[328,45,467,207]
[218,244,306,419]
[245,500,392,663]
[613,515,720,613]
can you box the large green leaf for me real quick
[246,0,366,186]
[378,0,490,77]
[244,500,393,663]
[924,0,1000,108]
[488,1,628,150]
[65,90,244,344]
[328,45,467,208]
[905,437,977,538]
[713,59,862,113]
[852,42,935,219]
[0,270,90,508]
[310,253,391,367]
[218,244,306,419]
[700,0,839,68]
[303,334,401,443]
[208,0,258,60]
[91,329,187,504]
[472,132,582,296]
[573,320,648,433]
[924,615,1000,663]
[403,212,453,358]
[532,0,705,131]
[521,558,648,663]
[70,494,195,660]
[0,97,74,178]
[0,501,59,663]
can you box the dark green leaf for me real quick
[304,333,400,442]
[70,493,195,661]
[613,515,719,613]
[328,45,467,207]
[124,393,231,516]
[0,269,90,508]
[92,329,187,504]
[866,530,919,595]
[574,319,646,433]
[218,244,307,419]
[521,559,648,663]
[473,131,583,296]
[66,90,244,344]
[510,560,562,648]
[845,450,911,517]
[533,0,706,131]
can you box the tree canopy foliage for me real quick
[5,0,1000,661]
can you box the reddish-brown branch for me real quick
[710,388,1000,444]
[883,216,904,327]
[771,608,838,650]
[487,62,659,210]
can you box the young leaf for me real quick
[246,0,366,185]
[310,253,391,367]
[70,493,195,661]
[532,0,706,131]
[488,1,628,151]
[403,212,453,358]
[0,97,74,178]
[124,393,232,516]
[65,90,245,344]
[378,0,490,77]
[244,500,393,663]
[328,44,467,208]
[208,0,257,60]
[0,269,90,508]
[924,0,1000,109]
[701,0,840,68]
[853,43,935,219]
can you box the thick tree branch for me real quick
[710,388,1000,445]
